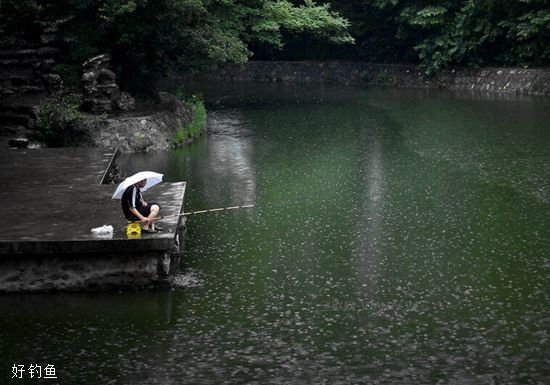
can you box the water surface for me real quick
[2,84,549,384]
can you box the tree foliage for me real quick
[1,0,548,86]
[0,0,353,94]
[323,0,550,73]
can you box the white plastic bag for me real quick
[91,225,114,237]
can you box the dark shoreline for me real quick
[188,61,550,96]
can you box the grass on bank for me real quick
[174,95,206,146]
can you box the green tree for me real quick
[323,0,549,73]
[496,0,550,66]
[3,0,548,82]
[21,0,352,94]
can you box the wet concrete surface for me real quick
[0,147,116,186]
[0,147,186,255]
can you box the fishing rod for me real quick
[157,204,255,219]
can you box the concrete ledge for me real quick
[0,237,176,255]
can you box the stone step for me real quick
[0,111,34,127]
[0,95,45,132]
[0,58,56,72]
[0,46,59,59]
[0,124,29,137]
[0,102,38,116]
[0,85,47,96]
[0,74,36,90]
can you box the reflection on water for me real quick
[1,83,549,384]
[197,110,257,207]
[354,128,386,296]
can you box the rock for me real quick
[82,54,112,71]
[42,73,63,93]
[81,54,120,114]
[97,68,116,82]
[8,137,29,149]
[81,72,95,83]
[40,34,57,45]
[81,55,136,114]
[114,92,135,111]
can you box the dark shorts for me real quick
[126,202,161,221]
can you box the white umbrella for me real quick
[111,171,163,200]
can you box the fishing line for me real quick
[162,194,357,220]
[158,204,255,219]
[185,204,255,216]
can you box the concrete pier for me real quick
[0,147,187,292]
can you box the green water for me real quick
[2,84,549,384]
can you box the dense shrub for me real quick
[34,94,84,147]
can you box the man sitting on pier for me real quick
[121,179,162,233]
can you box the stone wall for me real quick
[0,252,159,292]
[197,61,550,96]
[0,251,180,292]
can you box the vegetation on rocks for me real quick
[174,96,207,147]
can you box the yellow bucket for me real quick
[126,221,142,238]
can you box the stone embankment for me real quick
[0,51,191,152]
[82,92,192,152]
[79,54,191,152]
[0,36,62,137]
[198,61,550,96]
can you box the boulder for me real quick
[114,92,136,111]
[81,54,136,114]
